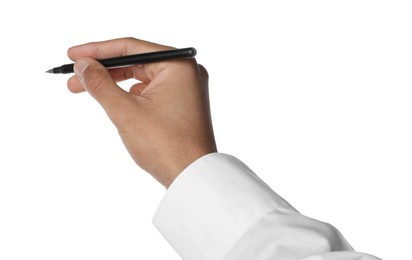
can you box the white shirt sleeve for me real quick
[152,153,381,260]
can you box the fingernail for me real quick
[74,59,90,79]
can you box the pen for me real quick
[46,47,197,74]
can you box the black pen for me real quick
[46,47,197,74]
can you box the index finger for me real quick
[67,37,174,61]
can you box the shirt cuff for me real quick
[152,153,297,260]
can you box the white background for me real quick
[0,1,411,259]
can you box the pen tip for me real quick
[46,69,53,73]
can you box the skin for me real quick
[67,37,217,188]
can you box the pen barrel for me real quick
[98,47,196,68]
[55,47,196,74]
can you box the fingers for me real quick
[67,75,85,93]
[67,37,170,85]
[67,37,173,61]
[109,65,151,83]
[129,82,148,96]
[73,57,129,110]
[68,65,151,94]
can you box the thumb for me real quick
[74,57,127,109]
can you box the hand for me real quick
[67,38,217,188]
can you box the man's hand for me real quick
[67,37,217,188]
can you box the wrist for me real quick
[160,148,217,189]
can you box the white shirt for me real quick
[153,153,381,260]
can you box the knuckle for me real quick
[197,64,209,80]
